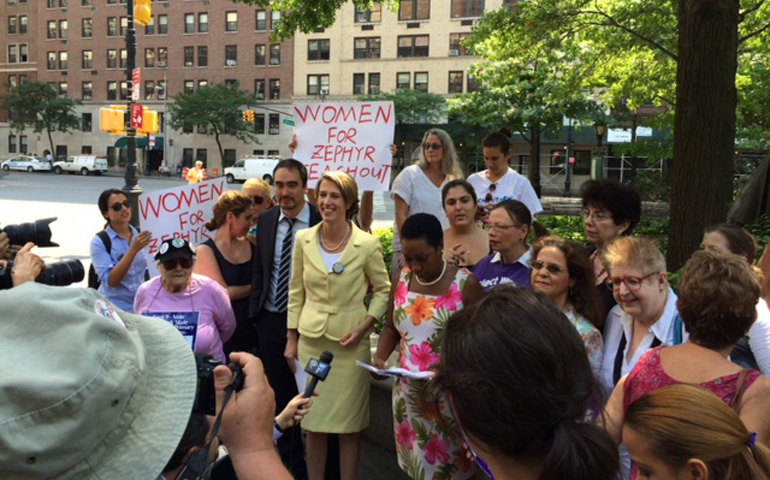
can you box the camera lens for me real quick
[36,259,85,287]
[2,218,59,247]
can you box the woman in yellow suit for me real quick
[286,170,390,480]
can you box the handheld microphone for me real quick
[303,351,334,398]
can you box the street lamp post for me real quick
[563,119,574,197]
[155,71,169,172]
[122,0,142,228]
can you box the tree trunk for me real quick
[46,128,55,160]
[668,0,738,270]
[214,131,224,170]
[528,124,542,197]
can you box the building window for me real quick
[225,11,237,32]
[7,76,16,88]
[7,45,17,63]
[255,79,265,99]
[157,79,167,99]
[255,10,267,30]
[196,149,207,165]
[19,135,27,153]
[19,15,27,34]
[448,71,463,93]
[119,17,127,36]
[48,20,57,39]
[18,74,27,85]
[269,44,281,65]
[82,81,92,100]
[198,46,207,67]
[82,50,92,69]
[307,74,329,96]
[369,73,381,94]
[398,0,430,20]
[223,149,236,168]
[145,17,154,35]
[355,3,382,23]
[308,39,330,61]
[58,51,68,70]
[144,48,154,67]
[415,72,428,92]
[398,35,429,57]
[354,37,381,59]
[18,44,27,63]
[184,13,194,34]
[269,79,280,100]
[8,17,17,34]
[184,80,194,93]
[467,73,478,92]
[270,11,281,31]
[81,113,92,132]
[119,49,127,69]
[183,148,193,165]
[255,113,265,134]
[449,33,471,56]
[107,49,117,68]
[120,80,129,100]
[107,17,116,37]
[353,73,365,95]
[107,81,117,100]
[198,79,208,89]
[225,45,237,66]
[451,0,484,18]
[184,46,194,67]
[198,13,208,33]
[47,52,56,70]
[59,20,68,39]
[82,18,92,38]
[158,47,167,67]
[269,113,279,134]
[158,15,168,34]
[82,145,92,154]
[397,72,411,90]
[8,136,16,154]
[255,44,266,66]
[144,80,155,99]
[59,81,68,98]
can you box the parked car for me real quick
[1,155,52,173]
[53,155,108,176]
[224,157,279,184]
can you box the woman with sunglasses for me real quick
[391,128,464,270]
[242,178,274,241]
[90,188,151,313]
[134,238,235,363]
[195,190,257,356]
[441,180,490,268]
[467,129,542,226]
[603,249,770,479]
[472,200,535,291]
[428,287,619,480]
[530,236,604,377]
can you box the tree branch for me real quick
[740,20,770,44]
[739,0,765,21]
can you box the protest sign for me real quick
[292,101,395,191]
[138,177,226,274]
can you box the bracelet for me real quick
[274,421,285,434]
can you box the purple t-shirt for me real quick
[472,250,532,291]
[134,273,236,362]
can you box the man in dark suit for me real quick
[250,159,320,479]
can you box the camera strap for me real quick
[176,381,237,480]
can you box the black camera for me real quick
[2,218,59,247]
[194,355,245,416]
[0,258,84,289]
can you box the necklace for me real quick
[320,222,351,252]
[415,259,447,286]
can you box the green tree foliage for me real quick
[167,82,258,165]
[362,89,447,124]
[1,81,80,157]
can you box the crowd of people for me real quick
[3,127,770,480]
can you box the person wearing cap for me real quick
[0,283,293,480]
[134,238,236,363]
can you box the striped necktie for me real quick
[274,217,295,312]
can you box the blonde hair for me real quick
[414,128,464,180]
[604,237,666,277]
[242,178,273,199]
[625,384,770,480]
[315,170,359,220]
[204,190,253,231]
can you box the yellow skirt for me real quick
[298,334,371,433]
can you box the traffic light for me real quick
[242,110,255,123]
[138,109,159,136]
[100,107,125,135]
[134,0,152,27]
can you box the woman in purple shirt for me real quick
[134,238,236,363]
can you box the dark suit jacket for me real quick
[249,203,321,319]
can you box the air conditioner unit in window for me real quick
[157,61,167,67]
[449,49,460,56]
[226,59,236,66]
[320,87,329,96]
[269,58,280,65]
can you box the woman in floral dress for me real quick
[373,213,483,480]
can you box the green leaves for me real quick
[2,81,80,135]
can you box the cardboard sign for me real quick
[292,101,395,191]
[138,177,227,274]
[142,311,199,349]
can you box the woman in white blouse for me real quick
[391,128,464,270]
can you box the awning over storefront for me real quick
[114,136,164,150]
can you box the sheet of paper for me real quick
[294,359,308,393]
[356,361,435,380]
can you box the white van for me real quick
[224,157,279,184]
[53,155,109,176]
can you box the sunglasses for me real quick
[110,201,131,212]
[532,260,565,275]
[162,258,193,270]
[250,196,266,205]
[423,142,442,151]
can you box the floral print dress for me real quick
[391,267,476,480]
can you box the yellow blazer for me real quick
[287,222,390,340]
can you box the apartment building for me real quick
[0,0,294,172]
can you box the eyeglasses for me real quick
[484,183,497,203]
[532,260,566,275]
[582,210,611,222]
[488,223,520,232]
[606,272,658,291]
[110,201,131,212]
[162,258,193,270]
[250,196,265,205]
[423,142,442,151]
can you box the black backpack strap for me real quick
[96,230,112,255]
